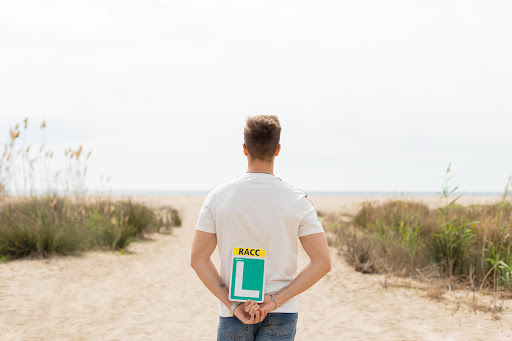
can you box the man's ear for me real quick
[243,143,248,156]
[274,144,281,157]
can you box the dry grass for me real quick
[424,281,448,301]
[327,200,512,280]
[1,118,94,196]
[0,118,182,261]
[0,196,182,260]
[324,195,512,315]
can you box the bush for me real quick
[0,196,182,259]
[0,119,183,260]
[326,199,512,290]
[427,217,477,277]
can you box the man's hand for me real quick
[257,295,276,314]
[234,300,267,324]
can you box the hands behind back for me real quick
[258,295,277,314]
[233,296,276,324]
[234,299,267,324]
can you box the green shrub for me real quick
[0,196,182,259]
[486,241,512,287]
[0,197,85,258]
[325,199,512,290]
[122,200,157,235]
[0,119,183,260]
[427,217,477,276]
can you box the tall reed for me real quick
[0,118,182,261]
[326,165,512,291]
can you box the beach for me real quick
[1,195,511,341]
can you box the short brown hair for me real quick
[244,115,282,161]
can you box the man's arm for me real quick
[190,230,267,324]
[259,232,331,312]
[190,230,231,307]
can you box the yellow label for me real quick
[233,247,266,258]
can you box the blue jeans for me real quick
[217,313,298,341]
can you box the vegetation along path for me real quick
[0,196,511,340]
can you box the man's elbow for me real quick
[313,256,331,276]
[320,254,331,275]
[323,258,332,275]
[190,254,200,270]
[191,249,212,270]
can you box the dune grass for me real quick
[325,199,512,291]
[0,118,182,261]
[0,196,182,260]
[326,165,512,294]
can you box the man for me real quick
[191,115,331,341]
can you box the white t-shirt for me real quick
[195,172,324,317]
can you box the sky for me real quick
[1,0,511,193]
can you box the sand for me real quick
[1,195,511,341]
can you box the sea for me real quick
[106,190,504,197]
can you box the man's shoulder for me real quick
[274,176,308,198]
[208,174,244,192]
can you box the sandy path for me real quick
[1,196,511,341]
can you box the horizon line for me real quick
[103,189,506,197]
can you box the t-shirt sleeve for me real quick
[298,194,325,237]
[195,189,216,234]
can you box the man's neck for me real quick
[247,161,274,175]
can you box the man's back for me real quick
[191,115,330,340]
[196,172,324,317]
